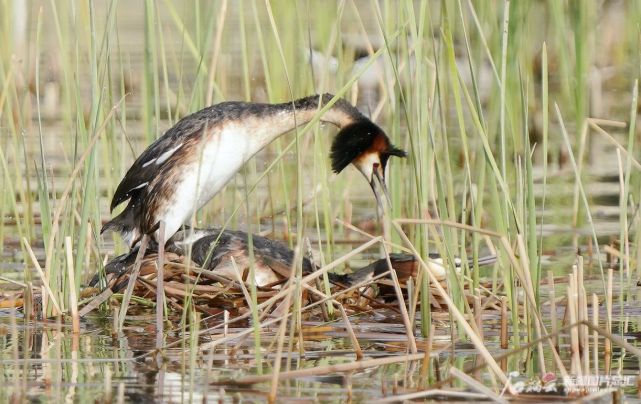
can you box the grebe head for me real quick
[330,119,406,211]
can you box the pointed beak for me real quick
[370,168,392,217]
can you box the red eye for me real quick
[373,162,380,169]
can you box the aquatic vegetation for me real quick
[1,0,641,401]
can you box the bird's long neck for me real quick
[247,93,364,152]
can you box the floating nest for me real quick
[3,228,501,321]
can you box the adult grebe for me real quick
[96,227,374,288]
[94,227,497,290]
[101,93,405,247]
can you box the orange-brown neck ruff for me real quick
[102,94,366,247]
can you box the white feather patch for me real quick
[156,143,183,165]
[131,182,148,190]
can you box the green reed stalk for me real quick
[143,0,158,144]
[34,6,49,277]
[521,73,539,306]
[555,105,606,287]
[155,2,173,127]
[250,0,293,246]
[74,0,112,291]
[498,0,510,227]
[537,43,548,312]
[456,0,491,296]
[621,81,638,301]
[440,8,469,329]
[34,6,63,314]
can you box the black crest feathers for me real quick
[330,120,383,173]
[330,119,406,173]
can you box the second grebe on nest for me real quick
[94,227,497,292]
[102,93,405,248]
[96,227,374,289]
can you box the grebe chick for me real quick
[102,93,405,248]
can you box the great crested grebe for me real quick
[94,227,497,290]
[96,227,371,289]
[101,93,405,248]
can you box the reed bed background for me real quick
[2,0,641,401]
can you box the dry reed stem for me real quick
[419,324,434,386]
[22,237,62,315]
[381,244,417,353]
[603,245,624,260]
[229,257,254,309]
[591,293,599,377]
[78,288,114,317]
[500,296,508,349]
[605,267,613,356]
[118,235,149,329]
[393,220,508,386]
[548,271,557,350]
[313,276,330,323]
[64,237,79,333]
[301,283,363,359]
[450,367,509,404]
[430,321,603,394]
[474,295,483,340]
[394,219,503,238]
[577,256,589,375]
[268,260,295,403]
[156,222,166,358]
[335,218,410,253]
[336,303,363,359]
[0,276,27,288]
[516,234,545,374]
[372,389,492,403]
[235,350,444,385]
[568,276,581,376]
[588,119,641,171]
[584,320,641,357]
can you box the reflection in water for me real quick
[5,296,640,401]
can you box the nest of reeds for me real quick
[2,228,502,323]
[77,248,502,322]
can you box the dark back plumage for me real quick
[187,229,315,274]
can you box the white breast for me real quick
[155,124,258,240]
[196,124,252,205]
